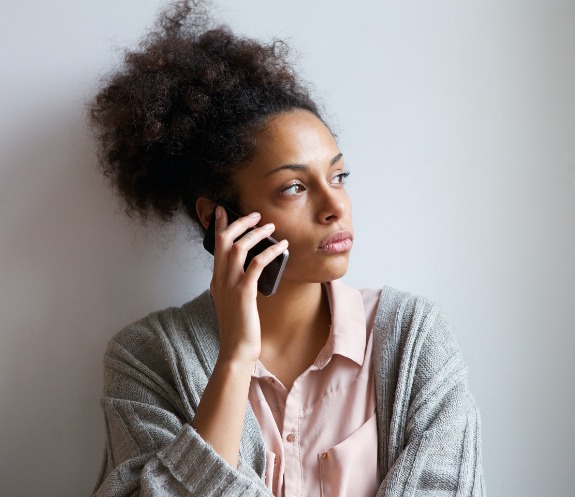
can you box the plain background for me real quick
[1,1,573,495]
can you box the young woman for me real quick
[89,2,485,496]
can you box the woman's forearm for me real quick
[191,357,256,468]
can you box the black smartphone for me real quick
[203,205,289,296]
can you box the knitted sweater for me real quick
[92,285,485,496]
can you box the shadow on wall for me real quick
[0,107,210,497]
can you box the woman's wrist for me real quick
[217,339,261,367]
[214,355,257,378]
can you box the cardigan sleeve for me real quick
[374,290,486,496]
[91,320,272,497]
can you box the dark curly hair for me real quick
[89,0,324,231]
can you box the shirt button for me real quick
[286,433,296,443]
[274,456,279,464]
[321,452,328,459]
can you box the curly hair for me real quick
[88,0,323,230]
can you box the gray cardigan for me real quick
[92,286,485,496]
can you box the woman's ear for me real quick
[196,197,216,230]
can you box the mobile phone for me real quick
[203,205,289,296]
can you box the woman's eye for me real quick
[332,171,350,185]
[281,183,306,196]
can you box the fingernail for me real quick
[262,223,274,230]
[249,212,261,218]
[279,239,288,247]
[215,206,222,219]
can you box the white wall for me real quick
[1,1,573,495]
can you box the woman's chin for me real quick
[324,264,349,282]
[282,261,350,284]
[321,254,351,281]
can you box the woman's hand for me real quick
[191,205,288,468]
[209,205,288,365]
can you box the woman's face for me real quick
[233,109,353,284]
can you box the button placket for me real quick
[282,379,302,497]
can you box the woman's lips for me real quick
[318,231,353,253]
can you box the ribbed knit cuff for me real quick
[157,424,266,496]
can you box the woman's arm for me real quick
[190,357,255,467]
[374,290,486,496]
[92,325,272,497]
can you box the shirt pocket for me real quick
[318,410,379,497]
[264,449,280,496]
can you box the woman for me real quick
[89,1,485,496]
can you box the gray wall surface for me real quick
[1,1,573,495]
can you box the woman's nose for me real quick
[317,187,347,223]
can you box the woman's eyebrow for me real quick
[330,152,343,166]
[265,152,343,177]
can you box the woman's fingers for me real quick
[242,238,289,289]
[213,208,259,278]
[213,208,285,290]
[212,206,231,278]
[217,210,261,244]
[226,223,278,282]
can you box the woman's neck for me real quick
[256,280,331,351]
[256,281,331,388]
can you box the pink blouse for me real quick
[248,279,382,497]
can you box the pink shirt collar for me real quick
[314,279,367,369]
[253,279,368,378]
